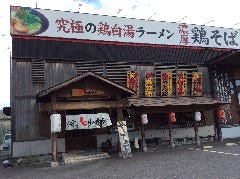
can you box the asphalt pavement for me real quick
[1,138,240,179]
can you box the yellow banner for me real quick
[145,72,155,97]
[191,72,202,96]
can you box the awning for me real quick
[129,97,227,112]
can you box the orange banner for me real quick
[127,71,139,96]
[177,71,187,96]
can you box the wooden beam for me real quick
[38,101,130,111]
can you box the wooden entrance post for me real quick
[140,123,148,152]
[50,112,60,167]
[50,94,60,167]
[215,114,223,141]
[168,119,175,147]
[52,132,58,163]
[194,111,201,145]
[194,120,200,145]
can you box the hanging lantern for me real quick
[169,112,176,123]
[50,113,61,132]
[141,114,148,124]
[194,111,201,121]
[217,109,225,119]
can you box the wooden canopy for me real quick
[129,97,227,112]
[38,71,135,98]
[37,71,135,112]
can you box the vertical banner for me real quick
[117,121,132,158]
[192,72,202,96]
[145,72,155,97]
[176,71,187,96]
[161,71,173,97]
[127,71,139,96]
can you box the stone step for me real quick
[62,152,110,164]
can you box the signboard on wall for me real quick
[10,6,240,49]
[177,71,187,96]
[66,113,112,130]
[72,89,104,96]
[161,71,173,97]
[145,72,155,97]
[127,71,139,96]
[191,72,202,96]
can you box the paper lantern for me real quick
[217,109,225,119]
[50,113,61,132]
[194,111,201,121]
[169,112,176,123]
[141,114,148,124]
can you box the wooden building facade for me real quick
[10,6,240,157]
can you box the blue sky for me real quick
[1,0,240,109]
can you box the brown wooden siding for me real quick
[12,61,76,141]
[12,60,213,141]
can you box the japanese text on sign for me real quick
[161,71,173,97]
[145,72,155,97]
[10,6,240,49]
[127,71,139,96]
[66,113,112,130]
[177,71,187,96]
[191,72,202,96]
[117,121,132,158]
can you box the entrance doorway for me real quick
[65,109,97,152]
[65,129,97,152]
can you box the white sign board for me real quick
[66,113,112,130]
[10,6,240,49]
[117,121,132,158]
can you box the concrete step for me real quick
[62,152,110,164]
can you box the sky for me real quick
[1,0,240,109]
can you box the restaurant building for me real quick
[10,6,240,158]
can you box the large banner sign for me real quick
[66,113,112,130]
[10,6,240,49]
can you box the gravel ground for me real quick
[1,139,240,179]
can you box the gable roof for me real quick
[38,71,135,98]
